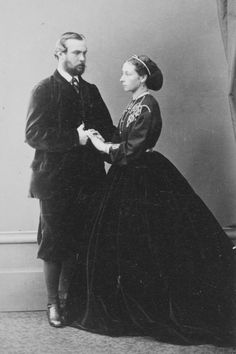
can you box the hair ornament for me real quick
[130,55,151,76]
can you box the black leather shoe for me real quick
[47,303,62,328]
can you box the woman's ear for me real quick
[140,74,148,84]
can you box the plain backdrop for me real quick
[0,0,236,231]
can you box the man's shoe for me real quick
[47,303,63,328]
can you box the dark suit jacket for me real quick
[25,70,115,199]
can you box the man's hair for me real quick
[54,32,86,59]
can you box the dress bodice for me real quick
[109,93,162,166]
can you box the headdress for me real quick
[130,55,151,76]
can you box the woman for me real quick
[65,55,236,346]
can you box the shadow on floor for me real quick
[0,311,235,354]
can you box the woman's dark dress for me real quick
[65,93,236,346]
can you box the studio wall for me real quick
[0,0,235,231]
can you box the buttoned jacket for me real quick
[25,70,115,199]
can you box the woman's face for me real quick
[120,62,143,93]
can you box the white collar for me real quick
[57,66,79,83]
[132,90,150,101]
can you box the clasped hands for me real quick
[77,123,111,153]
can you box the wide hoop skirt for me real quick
[65,151,236,346]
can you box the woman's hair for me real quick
[127,55,163,91]
[54,32,86,59]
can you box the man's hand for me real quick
[77,123,88,145]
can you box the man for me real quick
[25,32,114,327]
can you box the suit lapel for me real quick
[53,70,91,124]
[78,77,91,121]
[53,70,79,103]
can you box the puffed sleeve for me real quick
[109,103,161,166]
[25,83,80,152]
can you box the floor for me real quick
[0,311,235,354]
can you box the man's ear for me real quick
[58,51,63,58]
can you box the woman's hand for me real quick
[87,129,105,142]
[87,130,111,154]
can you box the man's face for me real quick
[61,39,87,76]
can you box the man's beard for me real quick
[64,63,85,76]
[75,64,85,75]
